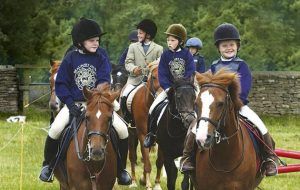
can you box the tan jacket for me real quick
[125,41,163,85]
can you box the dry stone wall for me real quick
[248,71,300,116]
[0,66,299,115]
[0,65,19,113]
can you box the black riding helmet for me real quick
[214,23,240,46]
[71,18,106,48]
[136,19,157,39]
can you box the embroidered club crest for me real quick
[169,58,185,79]
[74,63,97,90]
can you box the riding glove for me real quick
[67,103,82,118]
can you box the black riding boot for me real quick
[39,135,59,182]
[117,138,132,185]
[120,96,131,123]
[143,113,157,148]
[262,132,278,176]
[180,132,196,173]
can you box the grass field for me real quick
[0,107,299,190]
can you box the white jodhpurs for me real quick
[149,90,168,114]
[239,105,268,135]
[113,112,128,139]
[48,102,128,140]
[113,100,120,112]
[48,102,85,140]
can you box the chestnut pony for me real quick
[128,63,164,190]
[54,83,119,190]
[193,70,263,190]
[49,60,62,123]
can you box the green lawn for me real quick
[0,108,299,190]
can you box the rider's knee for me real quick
[48,127,61,140]
[113,112,128,139]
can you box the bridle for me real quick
[173,84,196,126]
[74,95,113,162]
[73,93,115,190]
[198,83,240,144]
[165,84,196,138]
[197,83,244,173]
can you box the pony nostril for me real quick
[207,135,213,142]
[91,148,105,161]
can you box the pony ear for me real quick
[83,86,93,100]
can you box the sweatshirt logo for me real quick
[169,58,185,79]
[74,63,96,90]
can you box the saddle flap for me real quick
[58,113,85,161]
[239,115,264,172]
[126,84,144,113]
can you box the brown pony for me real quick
[49,60,62,123]
[156,77,196,190]
[129,63,164,189]
[193,70,263,189]
[54,83,119,190]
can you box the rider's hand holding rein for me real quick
[133,66,142,76]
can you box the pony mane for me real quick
[196,69,243,111]
[86,83,114,113]
[148,60,159,73]
[173,75,195,89]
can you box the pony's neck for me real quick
[212,109,243,160]
[145,79,157,107]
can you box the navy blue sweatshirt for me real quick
[118,47,128,65]
[193,52,205,73]
[55,48,111,107]
[211,57,252,105]
[158,48,195,90]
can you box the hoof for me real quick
[129,180,137,188]
[153,183,162,190]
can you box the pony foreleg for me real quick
[139,138,152,188]
[128,129,138,188]
[164,158,178,190]
[153,147,164,190]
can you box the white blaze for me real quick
[196,90,214,146]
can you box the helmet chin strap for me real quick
[171,40,183,52]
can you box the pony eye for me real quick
[216,102,224,108]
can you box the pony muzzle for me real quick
[90,147,106,161]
